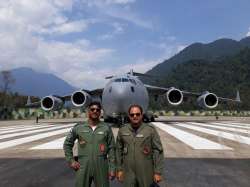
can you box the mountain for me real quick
[7,67,76,97]
[148,48,250,110]
[146,36,250,76]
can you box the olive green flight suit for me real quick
[63,122,116,187]
[116,123,164,187]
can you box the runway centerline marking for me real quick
[209,122,250,130]
[30,137,67,150]
[174,123,250,145]
[0,124,58,135]
[187,122,250,134]
[152,122,232,150]
[229,122,250,127]
[0,124,74,140]
[0,127,73,149]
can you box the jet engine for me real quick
[71,90,92,108]
[197,92,218,109]
[41,95,64,111]
[166,88,183,106]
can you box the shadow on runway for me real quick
[0,158,249,187]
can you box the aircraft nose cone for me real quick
[112,85,128,100]
[110,84,130,113]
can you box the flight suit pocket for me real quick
[78,136,87,148]
[121,133,131,144]
[96,131,106,142]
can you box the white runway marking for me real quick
[0,128,72,149]
[152,122,232,150]
[229,122,250,127]
[30,137,66,150]
[209,122,250,130]
[0,125,57,135]
[0,125,45,131]
[188,122,250,134]
[0,125,27,129]
[175,123,250,145]
[0,124,74,140]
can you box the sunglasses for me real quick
[129,113,141,117]
[90,108,101,112]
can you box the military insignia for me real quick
[143,146,150,155]
[79,137,86,145]
[136,134,144,138]
[97,131,104,135]
[99,144,105,153]
[82,130,90,133]
[121,133,130,136]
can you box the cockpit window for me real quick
[114,78,122,82]
[122,78,129,82]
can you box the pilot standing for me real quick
[63,102,116,187]
[116,104,165,187]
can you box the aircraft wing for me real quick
[145,84,240,108]
[26,88,104,109]
[145,84,169,95]
[81,88,104,96]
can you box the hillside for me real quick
[148,48,250,110]
[146,36,250,76]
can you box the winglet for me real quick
[236,90,241,102]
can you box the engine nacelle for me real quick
[166,88,183,106]
[197,92,218,109]
[41,95,64,111]
[71,90,92,108]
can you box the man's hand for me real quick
[116,171,124,182]
[69,161,81,171]
[109,171,115,180]
[153,174,162,183]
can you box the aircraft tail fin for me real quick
[127,69,154,77]
[105,69,153,79]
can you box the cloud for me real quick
[247,27,250,37]
[104,7,154,30]
[66,58,162,89]
[0,0,181,90]
[80,0,153,30]
[82,0,136,6]
[0,0,114,89]
[37,19,91,35]
[98,22,125,40]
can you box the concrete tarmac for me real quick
[0,117,249,187]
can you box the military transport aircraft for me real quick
[26,70,241,123]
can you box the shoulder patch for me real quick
[147,123,156,128]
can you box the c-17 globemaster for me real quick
[27,70,241,124]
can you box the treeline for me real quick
[147,48,250,110]
[0,92,39,119]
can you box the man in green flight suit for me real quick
[63,102,116,187]
[116,104,165,187]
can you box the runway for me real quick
[0,119,249,186]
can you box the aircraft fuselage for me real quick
[102,74,149,117]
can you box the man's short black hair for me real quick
[128,104,143,114]
[88,101,102,109]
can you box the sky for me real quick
[0,0,250,89]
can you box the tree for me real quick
[0,70,15,94]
